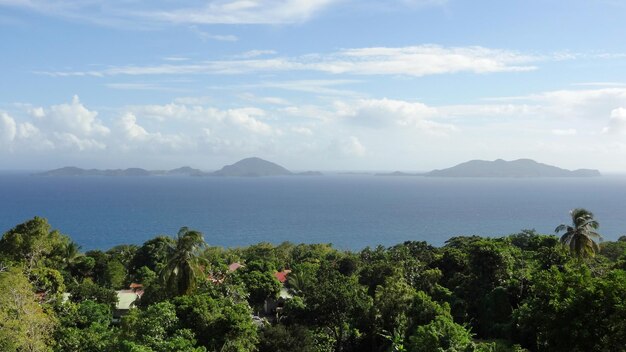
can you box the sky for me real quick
[2,0,626,172]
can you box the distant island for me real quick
[426,159,601,178]
[375,171,423,177]
[37,157,323,177]
[213,157,292,177]
[38,166,202,177]
[36,158,600,178]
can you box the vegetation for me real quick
[555,208,602,258]
[0,209,624,351]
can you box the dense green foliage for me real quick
[0,212,624,352]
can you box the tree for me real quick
[258,324,316,352]
[104,260,126,289]
[0,267,55,352]
[0,217,70,273]
[69,279,118,307]
[555,208,602,258]
[406,315,475,352]
[160,227,208,296]
[130,236,175,276]
[119,301,205,352]
[304,265,373,352]
[513,266,626,352]
[173,294,258,351]
[239,270,281,308]
[54,300,117,352]
[404,293,476,352]
[60,241,82,270]
[373,273,416,346]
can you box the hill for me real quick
[38,166,204,177]
[426,159,601,177]
[212,157,293,177]
[39,167,152,176]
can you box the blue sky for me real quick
[2,0,626,172]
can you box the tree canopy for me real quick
[1,215,624,352]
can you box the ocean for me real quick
[1,173,625,250]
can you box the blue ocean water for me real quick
[1,173,625,250]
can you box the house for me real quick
[129,283,143,291]
[264,270,293,315]
[208,262,244,284]
[113,284,144,320]
[273,269,291,284]
[228,262,244,272]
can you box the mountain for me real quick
[212,157,293,177]
[426,159,601,178]
[295,171,324,176]
[375,171,423,177]
[39,166,89,176]
[166,166,205,176]
[38,167,153,176]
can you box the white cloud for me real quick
[0,0,458,28]
[105,83,179,91]
[552,128,577,136]
[116,112,192,151]
[53,132,106,151]
[41,95,110,137]
[438,104,537,118]
[234,50,277,59]
[0,0,339,26]
[189,26,239,42]
[7,87,626,170]
[28,107,45,118]
[318,45,538,76]
[119,113,150,140]
[0,96,110,153]
[163,57,190,62]
[225,108,273,134]
[331,136,366,157]
[603,107,626,135]
[291,126,313,135]
[173,96,214,105]
[399,0,447,6]
[144,0,337,25]
[485,88,626,126]
[239,93,290,105]
[251,79,360,96]
[0,112,17,143]
[39,45,541,78]
[126,103,274,134]
[336,98,456,135]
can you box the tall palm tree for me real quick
[160,227,207,296]
[62,241,81,267]
[555,208,603,258]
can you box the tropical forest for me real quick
[1,209,625,352]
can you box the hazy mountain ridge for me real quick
[212,157,293,177]
[375,171,423,177]
[39,166,205,177]
[38,158,323,177]
[426,159,601,177]
[37,158,599,178]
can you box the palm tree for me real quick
[160,227,208,296]
[62,241,81,267]
[555,208,603,258]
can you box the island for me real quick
[212,157,293,177]
[375,171,423,177]
[37,157,323,178]
[38,166,153,177]
[426,159,601,178]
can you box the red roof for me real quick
[274,270,291,283]
[228,262,243,272]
